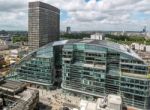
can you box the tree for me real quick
[60,33,90,39]
[12,36,28,43]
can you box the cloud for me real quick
[0,0,27,30]
[0,0,149,31]
[0,0,27,12]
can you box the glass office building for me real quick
[61,39,150,110]
[8,43,54,89]
[7,40,67,89]
[7,39,150,109]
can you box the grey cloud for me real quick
[0,0,27,30]
[0,0,27,12]
[0,0,149,31]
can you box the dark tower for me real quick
[28,1,60,51]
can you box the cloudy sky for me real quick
[0,0,149,31]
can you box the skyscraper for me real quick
[28,1,60,51]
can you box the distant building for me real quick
[145,32,150,39]
[0,35,11,41]
[66,27,71,34]
[0,39,8,51]
[90,33,104,40]
[143,26,146,33]
[131,43,150,52]
[110,31,146,37]
[131,43,150,65]
[28,1,60,51]
[131,43,145,51]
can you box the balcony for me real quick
[82,63,106,70]
[94,64,106,70]
[62,58,72,61]
[122,72,147,79]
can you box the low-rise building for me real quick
[0,78,39,110]
[130,43,150,53]
[0,35,11,41]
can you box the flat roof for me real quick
[5,87,38,110]
[29,1,60,13]
[0,80,25,92]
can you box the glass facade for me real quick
[61,42,150,110]
[7,43,55,89]
[7,40,150,109]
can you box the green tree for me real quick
[12,36,28,43]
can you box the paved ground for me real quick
[38,89,80,110]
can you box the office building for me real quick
[28,1,60,51]
[61,39,150,110]
[0,77,39,110]
[7,40,67,89]
[7,39,150,109]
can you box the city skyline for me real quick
[0,0,149,31]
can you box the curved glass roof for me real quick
[64,39,143,61]
[37,39,143,61]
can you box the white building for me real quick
[10,49,19,58]
[0,39,8,50]
[131,43,150,52]
[90,33,104,40]
[146,45,150,52]
[145,32,150,39]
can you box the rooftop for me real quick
[0,80,39,110]
[0,80,26,93]
[29,1,60,12]
[59,39,142,61]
